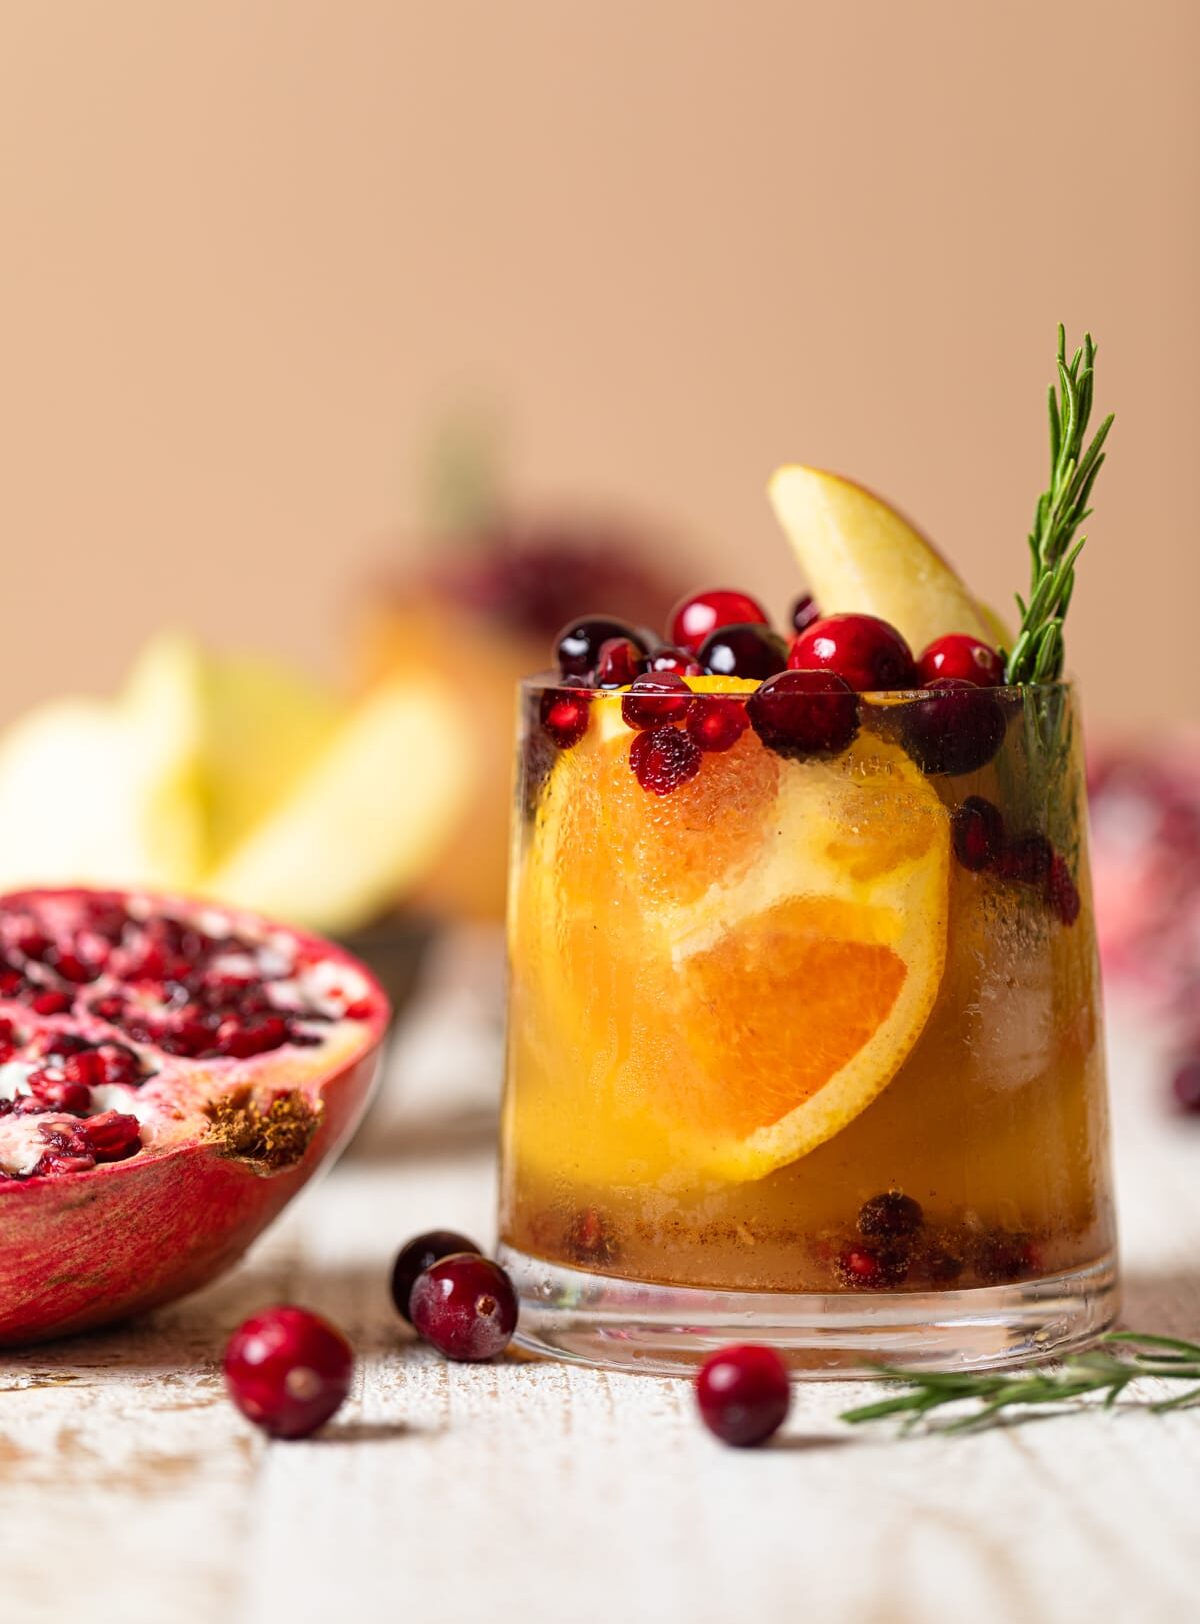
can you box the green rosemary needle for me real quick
[840,1334,1200,1434]
[1004,326,1114,685]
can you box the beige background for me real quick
[0,0,1195,729]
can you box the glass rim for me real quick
[520,671,1075,703]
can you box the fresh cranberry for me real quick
[900,679,1006,776]
[857,1191,923,1239]
[789,614,916,692]
[390,1229,482,1324]
[995,832,1054,886]
[835,1245,908,1288]
[974,1232,1038,1284]
[1045,853,1081,925]
[621,673,694,729]
[952,797,1005,872]
[699,623,788,681]
[924,1250,966,1285]
[791,594,820,634]
[539,683,592,750]
[686,697,748,753]
[1171,1056,1200,1113]
[646,645,705,677]
[695,1344,790,1447]
[629,726,703,795]
[224,1305,354,1439]
[409,1254,518,1361]
[595,637,648,688]
[747,670,859,759]
[555,617,647,680]
[917,634,1004,688]
[669,590,770,655]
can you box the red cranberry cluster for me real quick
[541,590,1012,794]
[224,1229,520,1440]
[952,797,1081,926]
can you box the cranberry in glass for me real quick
[629,725,703,795]
[409,1254,518,1361]
[687,697,748,753]
[917,633,1004,688]
[857,1191,923,1239]
[835,1245,909,1288]
[647,645,705,677]
[390,1228,482,1324]
[747,669,859,759]
[790,593,820,634]
[224,1306,353,1440]
[540,683,592,750]
[698,624,788,681]
[789,613,916,692]
[952,796,1005,872]
[900,679,1006,776]
[595,637,648,688]
[995,831,1054,886]
[695,1344,790,1447]
[556,617,648,680]
[669,589,770,655]
[621,673,694,729]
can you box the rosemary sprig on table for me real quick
[1004,326,1114,685]
[840,1335,1200,1434]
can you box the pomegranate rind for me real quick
[0,887,389,1347]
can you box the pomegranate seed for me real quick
[539,684,592,750]
[89,993,126,1022]
[14,931,51,962]
[686,696,748,753]
[78,1111,142,1161]
[49,949,101,984]
[695,1345,790,1447]
[0,968,24,997]
[789,614,916,692]
[343,997,374,1021]
[629,726,703,796]
[29,990,72,1016]
[995,832,1054,887]
[621,673,694,730]
[669,589,770,654]
[952,796,1005,872]
[1171,1055,1200,1113]
[699,623,788,680]
[747,669,859,759]
[20,1070,93,1116]
[224,1305,354,1439]
[34,1151,96,1176]
[857,1191,923,1238]
[26,1030,92,1060]
[900,679,1007,776]
[390,1229,482,1324]
[215,1015,289,1058]
[790,594,820,634]
[646,645,704,677]
[1045,853,1081,925]
[917,633,1004,687]
[835,1245,908,1288]
[556,617,647,680]
[91,1043,145,1088]
[594,637,647,688]
[59,1050,106,1089]
[409,1254,518,1361]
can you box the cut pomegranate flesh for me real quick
[0,887,388,1346]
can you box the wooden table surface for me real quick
[4,931,1197,1624]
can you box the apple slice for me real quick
[768,467,1004,655]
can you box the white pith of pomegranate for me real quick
[0,887,388,1346]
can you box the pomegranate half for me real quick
[0,887,388,1346]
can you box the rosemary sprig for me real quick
[1004,326,1114,685]
[840,1334,1200,1434]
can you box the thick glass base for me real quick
[498,1245,1120,1378]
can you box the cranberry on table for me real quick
[540,683,592,750]
[629,725,703,795]
[669,589,770,654]
[555,617,648,680]
[595,637,648,688]
[790,593,820,634]
[917,633,1005,687]
[695,1344,791,1447]
[687,696,749,753]
[224,1305,354,1439]
[900,679,1006,776]
[409,1254,518,1361]
[747,669,859,759]
[952,796,1006,872]
[788,613,917,692]
[621,672,694,729]
[698,623,789,680]
[390,1228,482,1324]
